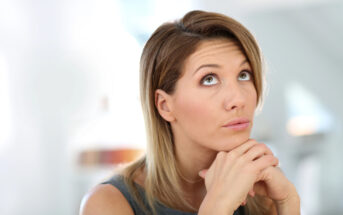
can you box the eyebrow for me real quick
[192,64,220,76]
[192,59,249,76]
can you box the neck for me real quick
[173,132,218,209]
[175,141,217,186]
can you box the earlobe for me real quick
[155,89,175,122]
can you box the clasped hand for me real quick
[198,139,300,214]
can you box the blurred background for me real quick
[0,0,342,214]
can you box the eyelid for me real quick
[240,69,254,79]
[241,69,252,73]
[201,72,218,80]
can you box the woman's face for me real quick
[169,39,257,151]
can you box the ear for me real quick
[155,89,175,122]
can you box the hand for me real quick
[253,167,292,200]
[253,166,300,214]
[197,139,279,214]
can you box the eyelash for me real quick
[200,70,253,86]
[200,72,218,86]
[239,70,254,80]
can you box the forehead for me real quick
[182,39,246,71]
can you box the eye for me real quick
[238,70,253,81]
[200,73,219,86]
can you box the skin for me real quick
[155,38,260,207]
[80,39,300,215]
[156,39,300,214]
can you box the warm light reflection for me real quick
[285,82,333,137]
[287,115,318,136]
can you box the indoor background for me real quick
[0,0,342,214]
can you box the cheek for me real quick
[174,94,214,125]
[243,85,258,109]
[251,91,258,109]
[172,84,223,138]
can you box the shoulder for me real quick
[79,184,135,215]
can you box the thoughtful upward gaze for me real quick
[80,10,300,215]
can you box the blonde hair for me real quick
[122,10,271,214]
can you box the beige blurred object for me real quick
[79,148,144,167]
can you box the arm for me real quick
[80,184,134,215]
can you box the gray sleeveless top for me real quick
[102,175,245,215]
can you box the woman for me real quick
[80,10,300,215]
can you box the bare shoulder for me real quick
[79,184,134,215]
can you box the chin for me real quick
[216,133,251,152]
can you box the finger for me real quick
[198,169,208,178]
[244,143,274,161]
[231,139,259,156]
[257,165,283,182]
[252,155,279,174]
[241,199,247,206]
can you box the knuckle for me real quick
[273,156,279,164]
[216,151,226,159]
[246,140,260,150]
[258,143,267,150]
[236,156,246,165]
[265,155,274,162]
[228,150,238,159]
[266,155,278,165]
[257,143,269,153]
[249,139,259,145]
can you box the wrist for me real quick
[198,191,234,215]
[274,191,300,215]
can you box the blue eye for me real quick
[238,70,252,81]
[201,73,219,86]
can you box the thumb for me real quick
[198,169,208,178]
[257,166,273,182]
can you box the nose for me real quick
[223,83,246,111]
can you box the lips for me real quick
[223,118,250,131]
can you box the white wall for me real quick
[0,0,341,214]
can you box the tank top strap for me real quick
[101,174,148,214]
[101,174,244,215]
